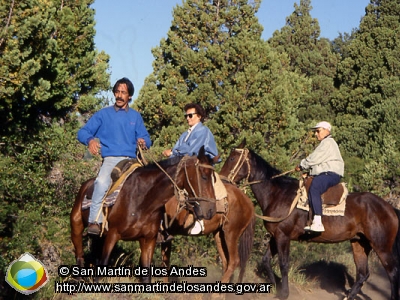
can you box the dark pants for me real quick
[309,172,341,215]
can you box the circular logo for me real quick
[5,253,49,295]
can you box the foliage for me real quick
[268,0,339,123]
[2,0,400,298]
[0,0,110,141]
[134,0,309,169]
[332,0,400,192]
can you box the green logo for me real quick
[5,253,49,295]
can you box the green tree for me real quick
[0,0,110,278]
[134,0,309,168]
[268,0,339,123]
[0,0,110,143]
[333,0,400,194]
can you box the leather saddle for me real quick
[303,176,344,206]
[85,159,139,200]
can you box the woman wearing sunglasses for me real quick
[162,103,218,161]
[162,103,219,235]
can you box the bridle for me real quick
[220,148,261,188]
[221,147,298,223]
[174,155,216,203]
[159,155,217,227]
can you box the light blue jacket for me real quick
[171,122,219,160]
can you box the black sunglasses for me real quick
[184,113,197,119]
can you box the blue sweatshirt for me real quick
[77,105,151,158]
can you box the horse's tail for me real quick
[238,215,255,282]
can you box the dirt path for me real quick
[53,261,391,300]
[223,263,391,300]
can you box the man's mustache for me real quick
[116,97,123,102]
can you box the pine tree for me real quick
[0,0,110,142]
[268,0,339,123]
[134,0,309,168]
[333,0,400,194]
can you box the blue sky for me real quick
[92,0,370,100]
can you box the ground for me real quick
[53,260,391,300]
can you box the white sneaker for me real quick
[189,220,204,235]
[305,223,325,232]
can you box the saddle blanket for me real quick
[296,182,348,216]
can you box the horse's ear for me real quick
[212,155,220,165]
[198,146,207,161]
[238,138,246,149]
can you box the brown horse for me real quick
[160,181,255,283]
[219,139,400,300]
[70,147,217,282]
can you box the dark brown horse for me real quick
[219,139,400,300]
[160,181,255,283]
[70,147,217,282]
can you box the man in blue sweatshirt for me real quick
[77,77,151,235]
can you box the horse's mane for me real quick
[248,149,297,184]
[142,155,184,170]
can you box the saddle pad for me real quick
[297,182,348,216]
[81,162,142,210]
[213,172,227,200]
[216,197,228,213]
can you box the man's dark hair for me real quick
[113,77,135,97]
[184,103,206,122]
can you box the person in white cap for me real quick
[295,121,344,232]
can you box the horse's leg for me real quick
[214,230,228,276]
[260,236,277,286]
[139,237,157,283]
[99,230,120,266]
[219,229,240,283]
[275,236,291,300]
[371,242,399,300]
[375,251,400,300]
[160,240,172,283]
[70,208,85,267]
[346,239,371,300]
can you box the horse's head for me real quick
[219,138,250,185]
[174,146,217,219]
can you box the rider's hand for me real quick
[295,165,301,172]
[88,139,101,155]
[162,149,172,157]
[137,138,146,149]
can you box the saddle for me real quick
[303,176,345,206]
[82,159,142,209]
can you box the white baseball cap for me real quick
[311,121,331,131]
